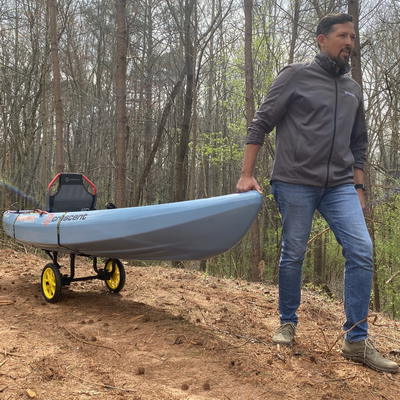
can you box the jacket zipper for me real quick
[325,77,338,187]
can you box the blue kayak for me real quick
[3,191,263,260]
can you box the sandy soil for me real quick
[0,247,400,400]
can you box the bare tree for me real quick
[49,0,64,173]
[174,0,196,202]
[288,0,300,64]
[115,0,128,207]
[133,72,185,206]
[348,0,380,310]
[41,1,50,204]
[244,0,262,282]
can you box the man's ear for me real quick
[317,34,326,49]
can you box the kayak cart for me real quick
[40,173,125,303]
[41,253,125,303]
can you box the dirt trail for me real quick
[0,248,399,399]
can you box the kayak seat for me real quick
[46,173,97,212]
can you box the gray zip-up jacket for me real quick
[246,52,368,187]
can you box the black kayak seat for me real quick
[46,173,97,212]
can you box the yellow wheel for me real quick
[104,259,126,293]
[41,263,62,303]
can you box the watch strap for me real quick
[355,183,367,191]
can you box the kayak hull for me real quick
[3,192,263,260]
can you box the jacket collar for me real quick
[314,51,351,77]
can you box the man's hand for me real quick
[356,188,366,211]
[236,175,262,194]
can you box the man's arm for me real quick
[246,64,297,146]
[236,144,262,193]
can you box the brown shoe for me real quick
[342,338,399,373]
[272,322,296,346]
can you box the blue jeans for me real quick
[271,181,373,342]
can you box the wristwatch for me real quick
[355,183,367,191]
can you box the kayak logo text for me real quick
[43,213,88,225]
[59,214,88,222]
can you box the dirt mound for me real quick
[0,248,399,399]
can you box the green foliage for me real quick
[371,195,400,319]
[303,282,335,302]
[197,132,243,167]
[252,26,276,105]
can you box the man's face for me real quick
[318,22,355,69]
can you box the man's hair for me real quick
[316,13,353,37]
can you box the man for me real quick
[236,13,398,374]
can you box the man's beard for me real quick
[333,48,351,69]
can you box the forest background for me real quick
[1,0,400,320]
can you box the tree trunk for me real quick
[189,84,198,200]
[348,0,379,310]
[41,6,50,205]
[365,161,380,311]
[244,0,261,282]
[49,0,64,173]
[288,0,300,64]
[314,236,323,285]
[144,0,154,204]
[175,0,195,202]
[348,0,363,90]
[115,0,128,208]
